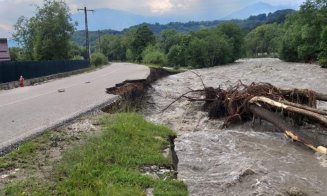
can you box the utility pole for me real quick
[78,6,94,61]
[97,30,101,53]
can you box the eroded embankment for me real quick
[102,68,183,185]
[103,67,174,112]
[141,58,327,196]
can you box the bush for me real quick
[167,45,183,67]
[90,52,108,66]
[142,45,167,66]
[318,52,327,68]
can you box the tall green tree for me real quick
[142,45,167,66]
[98,35,126,61]
[280,0,327,65]
[13,16,36,60]
[130,25,155,62]
[159,29,183,53]
[13,0,75,60]
[245,23,282,57]
[217,23,244,60]
[319,26,327,67]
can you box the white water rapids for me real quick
[142,58,327,196]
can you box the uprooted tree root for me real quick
[163,81,327,154]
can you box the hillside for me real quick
[71,2,295,31]
[72,9,294,47]
[223,2,289,19]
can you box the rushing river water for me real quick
[142,58,327,196]
[143,58,327,196]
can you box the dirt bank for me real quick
[142,58,327,196]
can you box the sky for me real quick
[0,0,305,38]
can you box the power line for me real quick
[78,6,94,61]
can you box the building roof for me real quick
[0,38,11,62]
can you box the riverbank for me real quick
[0,113,187,195]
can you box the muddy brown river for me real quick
[142,58,327,196]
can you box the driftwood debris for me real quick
[164,81,327,154]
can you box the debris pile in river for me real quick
[164,80,327,154]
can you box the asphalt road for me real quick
[0,63,150,151]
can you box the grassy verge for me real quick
[0,132,52,172]
[2,113,187,195]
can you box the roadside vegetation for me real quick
[12,0,75,61]
[1,113,187,195]
[90,52,109,66]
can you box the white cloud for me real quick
[146,0,173,13]
[0,23,13,31]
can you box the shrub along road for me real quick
[0,63,150,153]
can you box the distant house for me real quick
[0,38,11,62]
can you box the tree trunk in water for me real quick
[249,96,327,126]
[249,104,327,154]
[280,100,327,116]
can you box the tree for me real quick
[142,45,167,66]
[167,45,183,68]
[187,28,234,68]
[204,33,232,66]
[188,38,209,67]
[217,23,244,60]
[90,52,108,66]
[279,13,302,61]
[279,0,327,65]
[159,29,183,53]
[13,0,75,60]
[9,47,23,61]
[245,23,282,57]
[13,16,36,60]
[165,34,191,67]
[98,35,126,61]
[69,42,85,60]
[319,26,327,67]
[130,25,155,62]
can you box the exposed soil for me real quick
[142,58,327,196]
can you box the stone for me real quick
[287,187,306,196]
[145,188,154,196]
[150,165,159,171]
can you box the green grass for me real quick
[0,132,52,171]
[3,113,187,195]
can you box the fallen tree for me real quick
[164,81,327,154]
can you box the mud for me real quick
[141,58,327,196]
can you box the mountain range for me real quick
[223,2,291,20]
[72,2,295,31]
